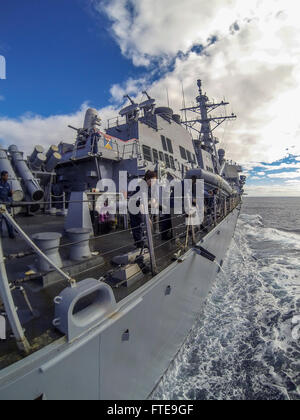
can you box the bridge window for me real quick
[186,150,192,162]
[179,146,187,160]
[166,138,173,154]
[170,156,176,170]
[152,149,159,163]
[165,154,171,168]
[142,145,152,162]
[161,136,168,151]
[159,151,165,162]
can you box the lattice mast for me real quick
[181,80,236,174]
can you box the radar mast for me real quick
[181,80,236,173]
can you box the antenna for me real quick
[123,95,136,105]
[166,88,170,108]
[181,81,187,129]
[142,91,152,101]
[139,91,156,116]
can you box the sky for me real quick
[0,0,299,196]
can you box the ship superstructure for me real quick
[0,80,245,400]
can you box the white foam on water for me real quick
[152,212,300,400]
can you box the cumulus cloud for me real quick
[95,0,300,164]
[267,170,300,179]
[286,179,300,184]
[245,182,300,196]
[110,76,149,102]
[95,0,249,66]
[262,162,300,171]
[1,0,300,175]
[242,162,266,171]
[95,0,290,66]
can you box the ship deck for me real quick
[0,210,229,370]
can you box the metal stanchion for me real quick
[0,235,31,354]
[0,205,76,288]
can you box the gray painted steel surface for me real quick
[45,152,61,172]
[64,192,93,232]
[0,148,24,202]
[46,145,59,163]
[31,153,47,170]
[29,146,45,163]
[0,81,244,400]
[31,232,63,272]
[8,145,44,202]
[66,228,92,261]
[0,209,239,400]
[186,168,233,195]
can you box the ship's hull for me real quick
[0,208,240,400]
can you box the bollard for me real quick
[31,232,62,272]
[66,228,92,261]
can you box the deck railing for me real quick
[0,190,242,356]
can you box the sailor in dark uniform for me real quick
[128,170,158,249]
[0,171,15,239]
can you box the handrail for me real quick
[1,198,242,264]
[0,200,241,354]
[3,215,184,262]
[0,235,31,354]
[141,194,157,275]
[0,205,76,288]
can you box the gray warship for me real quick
[0,80,245,400]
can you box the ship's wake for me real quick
[152,213,300,400]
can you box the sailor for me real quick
[0,171,16,239]
[186,175,203,229]
[204,190,214,226]
[99,198,116,234]
[213,188,220,219]
[128,170,158,249]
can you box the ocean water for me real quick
[152,197,300,400]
